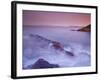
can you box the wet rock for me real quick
[65,51,74,56]
[29,58,59,69]
[52,41,64,51]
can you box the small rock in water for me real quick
[65,51,74,56]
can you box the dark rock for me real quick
[77,24,91,32]
[52,41,64,51]
[65,51,74,56]
[30,58,59,69]
[52,41,75,57]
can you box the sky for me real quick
[23,10,91,27]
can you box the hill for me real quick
[77,24,91,32]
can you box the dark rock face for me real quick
[65,51,74,56]
[77,24,91,32]
[52,41,64,51]
[29,59,59,69]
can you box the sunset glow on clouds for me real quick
[23,10,91,27]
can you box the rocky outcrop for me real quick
[77,24,91,32]
[29,59,59,69]
[23,34,75,69]
[52,41,64,51]
[23,34,75,57]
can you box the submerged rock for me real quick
[52,41,64,51]
[52,41,74,56]
[65,51,74,56]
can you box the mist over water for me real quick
[23,26,91,69]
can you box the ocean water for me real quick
[23,26,91,69]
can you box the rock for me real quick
[52,41,74,56]
[77,24,91,32]
[65,51,74,56]
[29,58,59,69]
[52,41,64,51]
[23,34,75,69]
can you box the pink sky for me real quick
[23,10,91,27]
